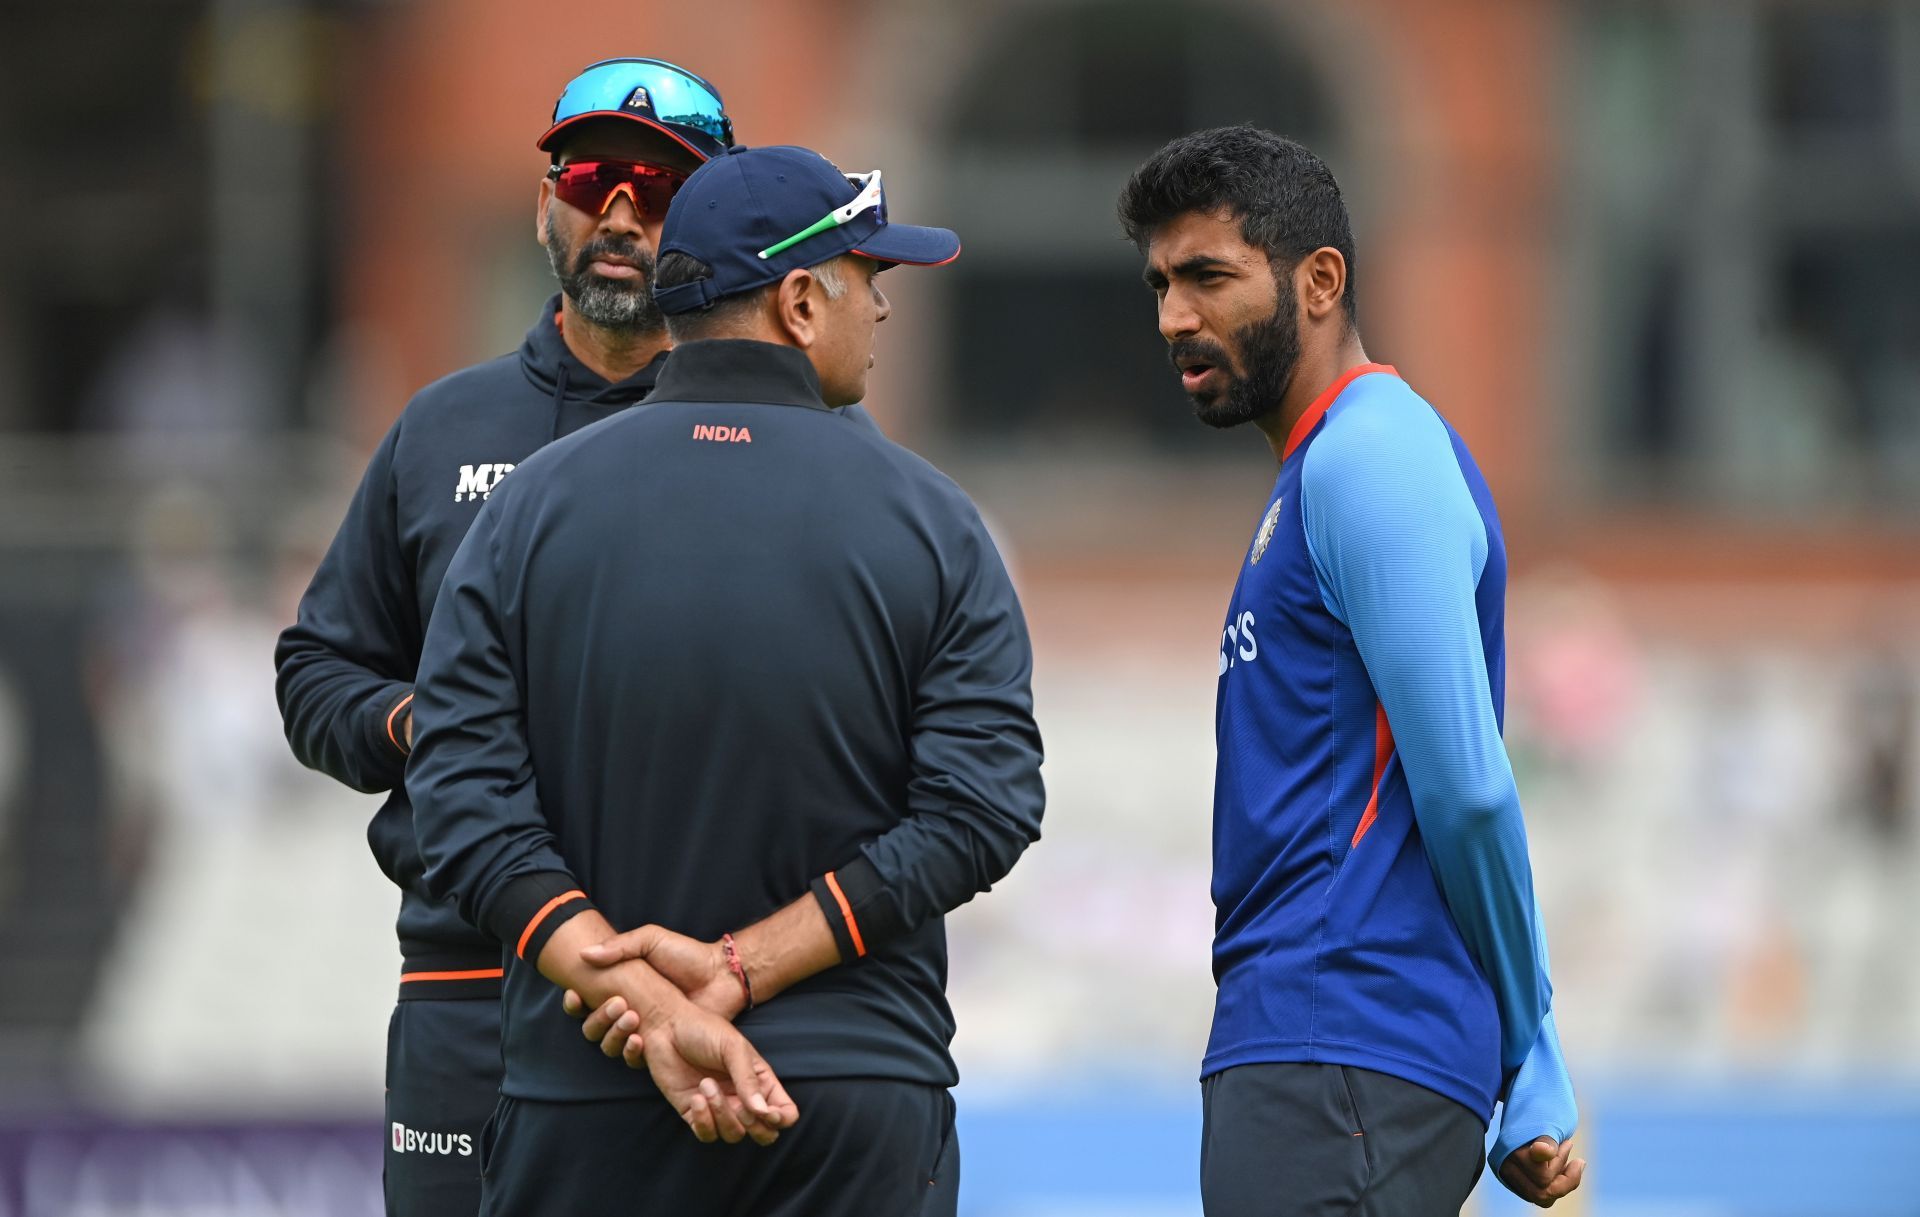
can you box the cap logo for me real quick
[622,86,652,112]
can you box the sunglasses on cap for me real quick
[758,171,886,261]
[547,159,688,220]
[543,58,734,160]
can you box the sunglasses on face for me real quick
[546,159,688,220]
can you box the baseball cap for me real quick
[652,144,961,315]
[538,58,735,163]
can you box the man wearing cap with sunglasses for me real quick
[274,57,737,1217]
[407,143,1044,1215]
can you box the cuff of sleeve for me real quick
[1489,1117,1574,1175]
[368,684,415,759]
[809,856,905,962]
[483,871,594,963]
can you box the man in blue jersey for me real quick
[1118,126,1586,1213]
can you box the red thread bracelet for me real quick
[722,933,754,1012]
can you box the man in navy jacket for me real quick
[406,145,1044,1216]
[273,58,737,1216]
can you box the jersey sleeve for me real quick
[1492,1008,1577,1167]
[1490,905,1578,1169]
[809,504,1045,962]
[406,498,592,961]
[1300,388,1551,1077]
[273,419,419,796]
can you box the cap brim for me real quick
[850,223,961,269]
[537,112,721,162]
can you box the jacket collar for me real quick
[519,293,667,405]
[649,339,829,410]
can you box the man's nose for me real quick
[1158,290,1200,343]
[874,284,891,324]
[597,186,651,236]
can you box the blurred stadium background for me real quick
[2,0,1918,1213]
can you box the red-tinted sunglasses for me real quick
[546,159,687,219]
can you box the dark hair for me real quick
[651,250,774,340]
[1118,125,1357,325]
[654,251,865,340]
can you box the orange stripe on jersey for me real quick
[516,890,586,960]
[823,871,867,958]
[1351,704,1396,848]
[399,968,505,983]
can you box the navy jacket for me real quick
[406,339,1045,1099]
[274,295,664,994]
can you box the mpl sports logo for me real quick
[454,462,516,502]
[392,1121,474,1157]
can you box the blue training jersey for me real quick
[1207,364,1575,1158]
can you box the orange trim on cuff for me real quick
[399,968,505,983]
[515,889,587,960]
[386,693,415,754]
[823,870,867,958]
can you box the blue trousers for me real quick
[1202,1063,1485,1217]
[479,1079,958,1217]
[384,996,502,1217]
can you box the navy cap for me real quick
[654,144,961,315]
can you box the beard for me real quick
[1167,280,1300,430]
[544,209,664,334]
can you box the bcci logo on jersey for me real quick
[1250,497,1284,564]
[454,462,516,502]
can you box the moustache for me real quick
[574,239,653,278]
[1167,338,1233,376]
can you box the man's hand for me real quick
[564,895,842,1049]
[583,925,745,1020]
[631,986,798,1146]
[564,925,746,1062]
[1497,1137,1585,1208]
[536,911,795,1145]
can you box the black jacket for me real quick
[274,295,664,993]
[406,339,1045,1098]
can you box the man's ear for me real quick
[1299,246,1348,323]
[536,176,554,247]
[773,267,823,349]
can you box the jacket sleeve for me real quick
[405,499,592,960]
[274,419,419,796]
[809,506,1045,962]
[1301,393,1551,1077]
